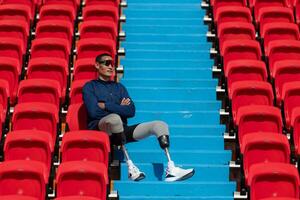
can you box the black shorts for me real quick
[123,124,140,143]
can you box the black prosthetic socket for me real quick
[110,132,126,146]
[158,135,170,149]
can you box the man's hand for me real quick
[121,98,131,105]
[98,102,105,109]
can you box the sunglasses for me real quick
[99,60,113,66]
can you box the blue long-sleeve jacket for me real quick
[82,79,135,130]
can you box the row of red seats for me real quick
[210,0,300,199]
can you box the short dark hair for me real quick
[95,53,112,63]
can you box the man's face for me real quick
[96,55,113,78]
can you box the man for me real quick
[82,53,195,182]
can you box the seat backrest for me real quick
[251,0,290,19]
[212,0,247,17]
[225,59,267,90]
[73,58,98,81]
[241,132,290,180]
[267,40,300,73]
[17,79,62,110]
[215,6,252,27]
[85,0,119,7]
[236,105,282,143]
[66,103,88,131]
[83,5,119,25]
[55,196,101,200]
[248,163,300,200]
[2,0,36,18]
[43,0,78,12]
[39,4,75,23]
[0,160,47,200]
[0,195,39,200]
[272,60,300,105]
[0,37,24,65]
[0,4,32,26]
[56,161,108,200]
[69,79,90,105]
[61,130,110,167]
[229,81,274,122]
[221,39,261,72]
[4,130,53,174]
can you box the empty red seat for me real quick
[85,0,119,7]
[27,57,69,102]
[83,5,119,25]
[247,163,299,200]
[30,38,70,61]
[218,22,256,50]
[272,60,300,106]
[229,81,274,122]
[0,4,32,26]
[61,130,110,167]
[0,20,29,50]
[35,20,73,48]
[225,60,267,90]
[4,130,53,174]
[221,39,262,72]
[257,7,294,31]
[282,82,300,128]
[73,58,97,81]
[0,80,9,121]
[55,196,100,200]
[66,103,88,131]
[56,161,108,200]
[43,0,79,12]
[0,160,48,200]
[236,105,282,144]
[79,20,117,42]
[2,0,37,19]
[0,195,38,200]
[211,0,247,17]
[290,107,300,155]
[214,6,252,27]
[267,40,300,73]
[17,79,61,110]
[76,38,116,60]
[0,58,20,104]
[39,4,75,23]
[12,102,59,146]
[250,0,290,20]
[261,198,299,200]
[69,80,89,105]
[241,132,290,180]
[261,22,299,53]
[0,37,24,68]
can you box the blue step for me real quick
[126,0,201,3]
[120,196,234,200]
[126,33,208,43]
[121,59,213,68]
[122,42,211,50]
[124,10,205,18]
[166,125,226,136]
[120,163,229,181]
[126,18,204,26]
[121,79,217,87]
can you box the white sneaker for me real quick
[165,161,195,182]
[127,160,145,181]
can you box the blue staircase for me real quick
[114,0,236,199]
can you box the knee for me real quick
[108,114,123,127]
[153,121,169,135]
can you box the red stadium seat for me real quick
[247,163,299,200]
[267,40,300,73]
[261,22,299,53]
[0,160,48,200]
[27,57,69,102]
[0,37,24,68]
[2,0,37,19]
[39,4,75,23]
[43,0,79,12]
[69,79,89,105]
[73,58,97,81]
[290,107,300,155]
[229,81,274,122]
[56,161,108,200]
[85,0,119,7]
[272,60,300,106]
[55,196,100,200]
[12,102,59,146]
[221,39,261,72]
[236,105,282,144]
[0,4,32,26]
[282,82,300,128]
[261,198,299,200]
[217,22,256,50]
[61,130,110,167]
[214,6,252,27]
[211,0,247,17]
[0,80,9,121]
[250,0,290,19]
[0,195,38,200]
[17,79,61,109]
[76,38,116,60]
[35,20,73,48]
[4,130,53,174]
[0,58,20,104]
[79,20,117,42]
[241,132,290,180]
[30,38,70,61]
[0,20,29,50]
[257,7,294,31]
[83,5,119,25]
[225,60,267,90]
[66,103,88,131]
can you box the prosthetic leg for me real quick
[122,145,145,181]
[158,135,195,182]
